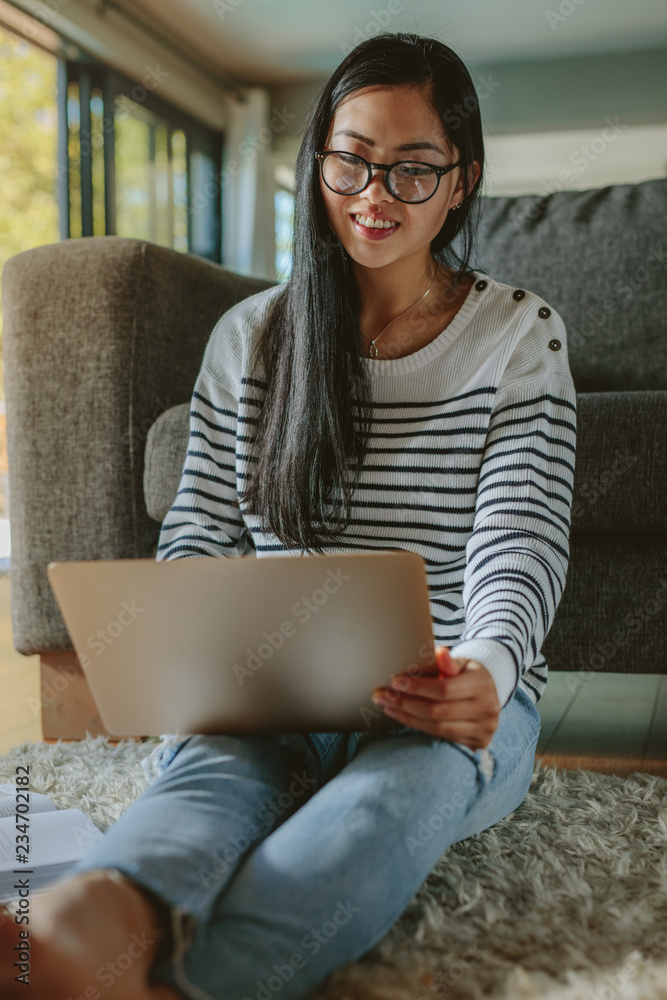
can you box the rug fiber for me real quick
[1,735,666,1000]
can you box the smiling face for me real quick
[318,84,468,275]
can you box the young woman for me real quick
[1,31,576,1000]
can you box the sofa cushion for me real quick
[571,390,666,532]
[541,531,667,673]
[144,402,190,526]
[144,390,667,534]
[464,178,667,392]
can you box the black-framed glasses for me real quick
[314,149,462,204]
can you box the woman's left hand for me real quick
[371,646,501,750]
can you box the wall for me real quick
[268,46,667,181]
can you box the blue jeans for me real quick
[70,686,541,1000]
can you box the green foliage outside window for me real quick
[0,26,59,396]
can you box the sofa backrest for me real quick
[459,177,667,392]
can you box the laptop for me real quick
[46,550,438,737]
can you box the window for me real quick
[274,161,295,282]
[114,95,188,251]
[275,188,294,282]
[0,17,226,573]
[61,58,223,261]
[0,23,59,571]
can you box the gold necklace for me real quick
[360,273,438,358]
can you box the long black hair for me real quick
[239,31,485,553]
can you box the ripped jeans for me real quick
[70,685,541,1000]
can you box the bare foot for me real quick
[0,869,186,999]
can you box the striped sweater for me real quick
[156,271,577,710]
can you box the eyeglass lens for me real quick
[322,152,438,202]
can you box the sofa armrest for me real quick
[144,403,190,528]
[2,236,275,654]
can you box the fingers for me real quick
[372,676,500,746]
[381,704,497,748]
[383,691,495,726]
[370,656,500,746]
[373,684,496,727]
[383,671,478,702]
[383,658,499,708]
[435,646,468,676]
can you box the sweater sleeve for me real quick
[155,360,248,562]
[448,320,577,708]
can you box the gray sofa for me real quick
[2,177,666,739]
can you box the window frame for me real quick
[58,52,223,262]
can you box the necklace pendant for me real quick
[369,341,378,358]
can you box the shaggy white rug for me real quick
[1,735,666,1000]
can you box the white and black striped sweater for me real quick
[156,272,577,710]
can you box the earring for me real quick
[450,202,462,211]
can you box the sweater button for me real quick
[475,280,487,291]
[539,306,551,318]
[513,289,525,300]
[548,339,561,351]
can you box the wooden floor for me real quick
[0,574,42,753]
[534,670,667,777]
[0,575,665,776]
